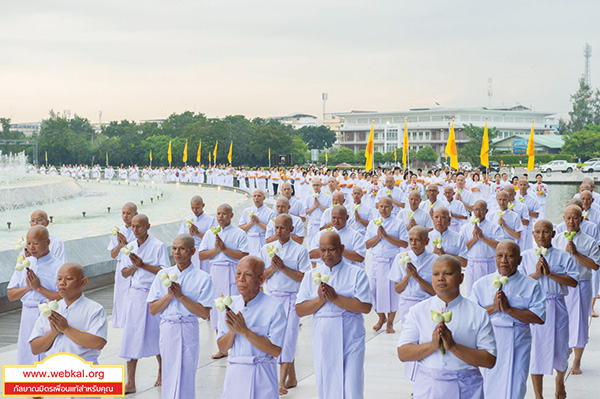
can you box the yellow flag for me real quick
[45,151,48,164]
[168,140,172,164]
[197,139,201,163]
[445,119,458,170]
[149,150,152,161]
[183,140,188,163]
[268,147,271,160]
[325,152,328,163]
[480,117,489,168]
[365,121,374,171]
[527,120,535,172]
[228,141,233,163]
[213,141,218,164]
[106,152,108,165]
[403,117,409,168]
[209,152,211,164]
[394,149,397,162]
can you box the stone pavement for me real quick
[1,283,598,398]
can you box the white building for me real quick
[334,105,556,155]
[10,122,41,137]
[271,113,321,129]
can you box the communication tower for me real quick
[584,43,592,86]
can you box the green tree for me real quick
[568,77,600,132]
[562,125,600,160]
[374,151,384,163]
[39,111,94,165]
[298,125,337,150]
[291,135,309,164]
[382,151,395,163]
[334,147,355,164]
[460,124,499,166]
[354,150,366,165]
[416,146,438,163]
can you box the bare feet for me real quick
[279,384,289,395]
[154,374,161,387]
[124,383,136,394]
[373,316,387,332]
[285,377,298,389]
[386,324,396,334]
[211,350,228,359]
[555,380,567,399]
[571,364,582,375]
[592,311,599,318]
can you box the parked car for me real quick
[539,160,577,173]
[478,161,500,173]
[584,158,600,165]
[582,161,600,173]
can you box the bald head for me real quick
[410,225,429,241]
[57,262,88,302]
[123,202,138,212]
[30,210,49,227]
[190,195,204,205]
[173,234,195,249]
[435,255,462,274]
[568,199,583,209]
[503,185,515,194]
[27,225,49,242]
[534,219,553,231]
[132,214,149,226]
[275,214,293,229]
[238,255,265,277]
[332,191,345,205]
[59,262,85,280]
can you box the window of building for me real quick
[386,129,398,140]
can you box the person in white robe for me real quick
[310,205,366,269]
[530,174,547,219]
[349,186,374,236]
[198,204,249,357]
[519,220,578,399]
[305,178,332,240]
[296,231,372,399]
[319,191,350,230]
[388,226,437,380]
[366,196,409,333]
[375,175,405,216]
[420,185,449,216]
[552,205,600,375]
[579,190,600,317]
[260,215,310,395]
[397,191,433,232]
[442,186,468,232]
[148,235,213,399]
[279,182,306,222]
[516,178,540,250]
[107,202,137,328]
[503,185,532,249]
[238,190,275,256]
[177,195,218,272]
[427,207,468,267]
[27,209,67,264]
[30,263,107,365]
[488,191,524,243]
[460,200,502,295]
[469,240,546,399]
[265,198,305,245]
[455,173,475,213]
[217,256,287,399]
[7,226,63,365]
[119,214,170,393]
[397,255,497,399]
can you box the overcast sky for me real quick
[1,1,599,124]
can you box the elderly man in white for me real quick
[177,195,218,272]
[239,189,276,256]
[397,191,433,231]
[397,255,497,399]
[469,240,546,399]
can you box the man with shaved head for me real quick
[27,209,66,263]
[30,263,107,364]
[443,186,468,232]
[8,225,63,365]
[119,214,170,393]
[375,175,405,216]
[519,220,578,399]
[217,256,287,399]
[427,207,468,267]
[555,198,600,243]
[366,196,409,333]
[552,205,600,375]
[297,231,372,399]
[265,198,305,245]
[319,191,348,231]
[460,200,502,295]
[388,226,437,381]
[177,195,218,272]
[107,201,137,328]
[398,255,497,398]
[199,203,249,358]
[397,191,433,231]
[239,189,276,256]
[304,178,332,240]
[260,214,310,394]
[148,234,213,399]
[349,185,374,236]
[455,173,475,213]
[516,177,540,250]
[470,240,545,399]
[488,191,524,243]
[280,182,307,222]
[421,185,448,216]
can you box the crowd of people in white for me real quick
[9,162,600,399]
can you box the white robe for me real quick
[106,225,135,328]
[238,205,276,256]
[178,212,218,272]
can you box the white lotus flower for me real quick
[456,189,462,194]
[470,216,480,225]
[534,247,548,256]
[508,203,516,210]
[313,193,319,198]
[583,210,589,219]
[407,212,415,219]
[325,227,335,232]
[432,238,442,249]
[492,275,509,290]
[246,211,255,217]
[496,211,506,218]
[385,189,392,196]
[398,252,412,266]
[120,243,134,255]
[266,246,279,258]
[312,270,330,285]
[159,272,179,288]
[185,218,194,228]
[210,226,222,237]
[427,203,435,209]
[214,293,233,312]
[15,237,27,252]
[354,204,360,211]
[110,226,120,236]
[15,255,30,271]
[38,300,59,318]
[431,309,452,355]
[373,218,384,227]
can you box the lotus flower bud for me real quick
[223,295,233,306]
[386,190,392,196]
[313,193,319,198]
[519,197,525,203]
[163,279,172,288]
[215,301,226,312]
[534,247,548,256]
[170,273,178,282]
[15,263,25,272]
[500,276,509,285]
[185,218,194,228]
[442,311,452,323]
[497,211,506,218]
[15,237,27,252]
[110,226,120,236]
[373,218,383,227]
[22,259,30,268]
[159,273,168,281]
[320,274,330,283]
[427,203,435,209]
[470,216,480,225]
[508,203,515,210]
[583,211,589,219]
[40,307,52,318]
[48,300,59,311]
[457,189,462,194]
[354,204,360,211]
[313,277,322,285]
[431,311,444,323]
[407,212,415,219]
[493,280,502,289]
